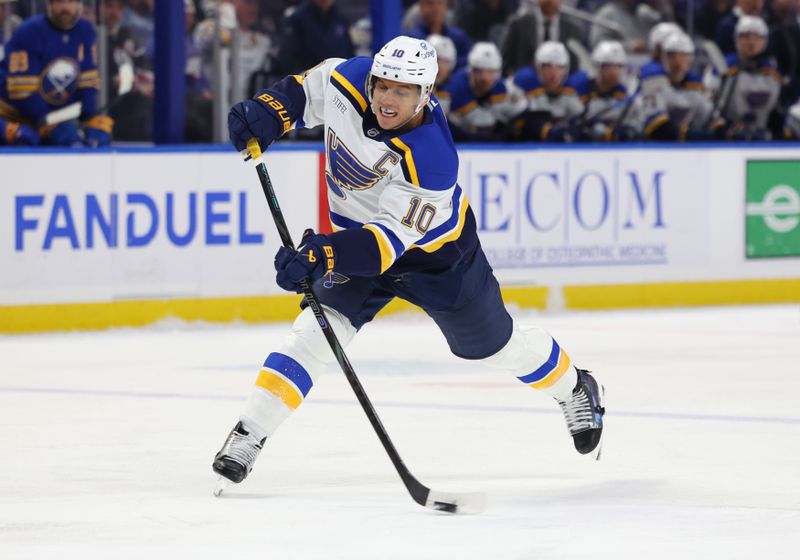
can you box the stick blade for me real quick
[425,490,487,515]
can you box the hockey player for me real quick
[638,32,716,140]
[0,0,112,147]
[567,41,637,141]
[507,41,584,142]
[784,99,800,139]
[213,36,605,490]
[438,41,524,142]
[717,15,782,140]
[426,33,456,93]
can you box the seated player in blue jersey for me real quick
[438,41,524,142]
[507,41,584,143]
[567,41,637,142]
[717,16,782,140]
[212,36,607,492]
[426,33,456,94]
[0,0,112,147]
[638,33,719,141]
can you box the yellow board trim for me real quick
[0,294,303,334]
[390,137,420,186]
[563,278,800,309]
[363,223,394,273]
[530,349,571,390]
[255,369,303,409]
[330,70,368,112]
[1,279,797,333]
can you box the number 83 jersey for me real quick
[264,56,478,276]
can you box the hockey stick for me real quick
[243,138,487,515]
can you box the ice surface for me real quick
[1,305,799,559]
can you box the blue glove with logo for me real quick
[44,121,82,147]
[228,98,283,152]
[1,119,40,146]
[83,115,114,147]
[274,229,335,293]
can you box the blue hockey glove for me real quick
[44,121,82,147]
[1,119,40,146]
[83,115,114,147]
[274,229,335,293]
[228,98,283,152]
[545,123,574,143]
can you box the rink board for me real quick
[1,144,798,332]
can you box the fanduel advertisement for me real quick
[457,149,709,272]
[0,151,318,305]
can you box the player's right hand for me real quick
[228,99,282,152]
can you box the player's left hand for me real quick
[274,229,335,293]
[83,115,114,147]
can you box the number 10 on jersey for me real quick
[402,197,436,234]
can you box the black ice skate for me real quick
[557,369,605,460]
[212,421,266,496]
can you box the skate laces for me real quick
[559,386,597,435]
[222,429,263,468]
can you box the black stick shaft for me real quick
[252,157,430,506]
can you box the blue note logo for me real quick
[325,128,399,199]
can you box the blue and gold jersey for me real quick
[259,55,476,276]
[1,15,99,125]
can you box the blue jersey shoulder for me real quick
[442,69,474,112]
[332,57,372,113]
[565,70,592,96]
[639,61,667,81]
[391,102,458,191]
[513,66,541,93]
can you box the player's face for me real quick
[598,63,622,88]
[469,68,500,97]
[101,0,124,28]
[49,0,81,29]
[538,63,567,93]
[736,32,767,59]
[420,0,447,27]
[371,78,424,130]
[665,52,691,82]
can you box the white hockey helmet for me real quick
[735,15,768,37]
[648,22,683,53]
[468,42,502,72]
[427,33,456,63]
[368,35,438,114]
[591,41,627,66]
[662,32,695,55]
[535,41,569,67]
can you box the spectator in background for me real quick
[279,0,353,75]
[567,40,638,141]
[687,0,734,40]
[769,0,800,106]
[195,0,270,98]
[439,41,523,141]
[99,0,137,103]
[507,41,584,142]
[427,33,457,91]
[1,0,111,147]
[407,0,473,70]
[0,2,23,63]
[784,96,800,138]
[720,15,781,139]
[714,0,764,54]
[501,0,586,76]
[122,0,154,50]
[590,0,664,54]
[455,0,517,45]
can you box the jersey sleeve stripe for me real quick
[363,223,396,273]
[413,187,468,252]
[330,210,364,231]
[331,69,368,113]
[389,138,420,186]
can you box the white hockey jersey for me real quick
[271,56,475,275]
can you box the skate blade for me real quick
[592,384,606,461]
[213,476,232,497]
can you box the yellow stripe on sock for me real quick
[530,348,571,389]
[255,369,303,409]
